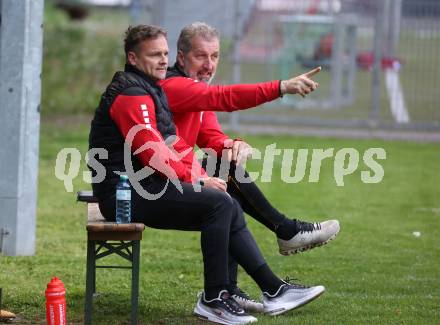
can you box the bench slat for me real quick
[87,223,145,233]
[77,191,98,203]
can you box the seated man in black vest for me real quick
[89,24,325,325]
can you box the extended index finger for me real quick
[303,66,321,78]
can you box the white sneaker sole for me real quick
[279,230,339,255]
[194,301,258,324]
[279,220,340,255]
[264,286,325,316]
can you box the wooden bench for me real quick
[77,191,145,325]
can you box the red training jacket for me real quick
[109,93,207,183]
[159,77,280,155]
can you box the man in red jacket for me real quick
[90,24,326,325]
[159,22,340,312]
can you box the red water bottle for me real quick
[45,277,67,325]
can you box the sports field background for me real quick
[0,2,439,324]
[42,3,440,127]
[0,118,439,324]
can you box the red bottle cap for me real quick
[45,277,66,297]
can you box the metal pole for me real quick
[230,0,242,131]
[345,22,357,105]
[330,18,344,107]
[371,0,386,121]
[0,0,44,255]
[151,0,165,27]
[383,0,391,57]
[130,0,142,24]
[389,0,402,57]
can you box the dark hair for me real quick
[124,24,167,59]
[177,22,219,54]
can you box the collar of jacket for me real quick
[124,64,162,90]
[166,62,187,78]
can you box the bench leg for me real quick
[131,240,140,324]
[85,240,95,325]
[93,251,97,295]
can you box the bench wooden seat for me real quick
[86,202,144,240]
[77,191,145,325]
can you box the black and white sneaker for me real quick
[278,219,340,255]
[230,287,264,313]
[194,290,258,324]
[263,278,325,316]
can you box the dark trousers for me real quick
[202,156,287,287]
[99,176,266,289]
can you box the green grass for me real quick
[1,117,439,324]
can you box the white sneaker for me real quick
[194,290,258,324]
[230,287,264,313]
[278,219,340,255]
[263,281,325,316]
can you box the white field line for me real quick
[385,70,410,123]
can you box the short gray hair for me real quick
[177,22,220,54]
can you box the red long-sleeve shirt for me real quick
[109,93,206,183]
[159,77,281,154]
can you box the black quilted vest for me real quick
[89,64,176,199]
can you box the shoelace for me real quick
[284,276,310,289]
[220,291,245,314]
[232,287,257,303]
[294,219,321,233]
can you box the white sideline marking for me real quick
[414,207,440,214]
[385,70,410,123]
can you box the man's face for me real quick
[128,35,169,81]
[178,36,220,84]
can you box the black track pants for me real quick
[98,176,266,289]
[202,156,289,286]
[202,156,287,233]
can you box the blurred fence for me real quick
[133,0,440,132]
[52,0,440,133]
[210,0,440,132]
